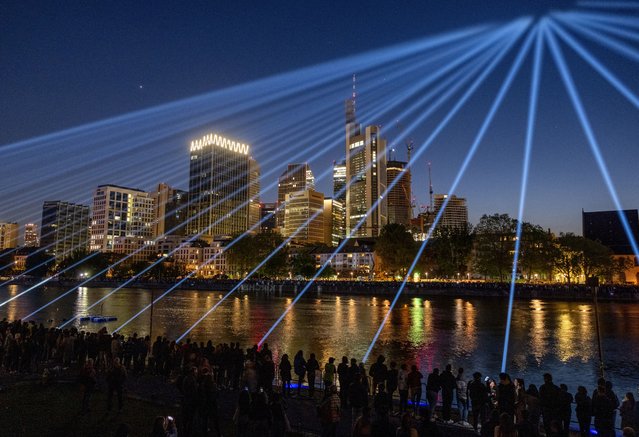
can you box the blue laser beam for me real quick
[1,21,491,156]
[545,20,639,261]
[259,18,533,349]
[577,1,639,9]
[28,110,349,322]
[4,103,339,296]
[174,24,520,339]
[565,10,639,30]
[502,22,544,373]
[362,24,537,364]
[558,14,639,63]
[80,27,510,332]
[568,12,639,43]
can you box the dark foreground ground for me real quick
[1,374,594,437]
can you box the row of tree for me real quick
[5,214,631,284]
[376,214,633,284]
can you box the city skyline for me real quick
[1,2,638,236]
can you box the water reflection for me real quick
[1,285,637,399]
[408,297,423,345]
[529,299,547,363]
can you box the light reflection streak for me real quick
[408,298,424,345]
[529,300,547,363]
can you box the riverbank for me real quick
[5,278,639,302]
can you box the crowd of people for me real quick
[1,318,638,437]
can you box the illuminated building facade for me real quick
[333,160,347,202]
[345,97,387,237]
[170,240,228,278]
[313,239,375,278]
[187,133,260,241]
[432,194,468,230]
[277,163,314,229]
[24,223,39,247]
[330,198,345,247]
[40,201,90,260]
[582,209,639,284]
[0,222,19,250]
[284,189,326,244]
[152,183,188,237]
[90,185,154,253]
[386,160,412,226]
[259,202,277,233]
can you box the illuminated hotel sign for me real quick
[190,133,250,155]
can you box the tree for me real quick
[253,232,288,278]
[290,252,316,278]
[225,234,257,276]
[375,224,417,277]
[473,214,517,281]
[425,223,474,278]
[24,251,55,278]
[579,237,613,281]
[518,223,558,280]
[554,233,583,284]
[554,234,614,284]
[607,256,635,283]
[225,231,289,278]
[55,250,119,279]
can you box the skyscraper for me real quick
[330,198,345,247]
[283,189,326,244]
[432,194,468,230]
[333,160,347,202]
[0,222,19,250]
[345,94,387,238]
[152,183,188,237]
[24,223,39,247]
[40,201,90,259]
[277,163,314,229]
[386,160,412,226]
[187,133,260,241]
[259,202,277,233]
[89,185,154,253]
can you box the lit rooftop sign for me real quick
[190,133,250,155]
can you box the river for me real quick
[1,284,637,400]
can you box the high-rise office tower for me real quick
[187,133,260,241]
[248,157,261,232]
[152,183,188,237]
[89,185,155,253]
[345,92,387,238]
[0,222,19,250]
[333,160,347,202]
[386,160,412,226]
[259,202,277,233]
[24,223,39,247]
[40,201,90,259]
[277,163,314,229]
[432,194,468,230]
[283,189,326,244]
[330,198,345,247]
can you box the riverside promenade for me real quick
[10,278,639,302]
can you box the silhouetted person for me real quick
[440,364,456,422]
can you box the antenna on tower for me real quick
[352,73,357,106]
[395,120,414,162]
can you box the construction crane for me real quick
[428,161,434,213]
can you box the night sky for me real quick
[1,0,638,233]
